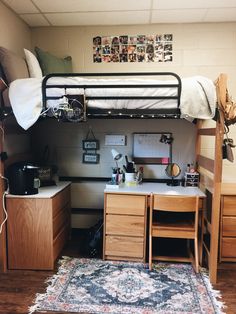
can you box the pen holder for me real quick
[125,172,136,186]
[112,173,123,184]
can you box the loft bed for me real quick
[0,46,217,129]
[41,72,183,121]
[0,47,229,284]
[40,72,217,122]
[1,70,216,130]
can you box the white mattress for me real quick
[9,75,216,130]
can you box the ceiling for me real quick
[2,0,236,27]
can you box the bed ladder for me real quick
[196,108,224,284]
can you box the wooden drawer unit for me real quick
[7,183,71,270]
[104,193,147,262]
[220,195,236,262]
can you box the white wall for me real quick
[1,12,235,226]
[0,2,32,157]
[31,22,236,185]
[31,23,236,88]
[0,2,31,54]
[31,117,196,227]
[30,22,236,227]
[32,119,195,180]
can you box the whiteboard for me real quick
[133,133,172,164]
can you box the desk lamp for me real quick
[111,149,123,170]
[111,149,123,184]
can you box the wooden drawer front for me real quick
[53,224,70,260]
[222,196,236,216]
[52,186,70,217]
[221,238,236,258]
[53,204,70,239]
[222,217,236,237]
[106,194,146,215]
[105,235,144,258]
[106,214,145,236]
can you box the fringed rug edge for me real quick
[200,267,227,314]
[28,257,227,314]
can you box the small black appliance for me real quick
[7,161,40,195]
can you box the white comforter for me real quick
[9,76,216,130]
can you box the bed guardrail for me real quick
[41,72,182,122]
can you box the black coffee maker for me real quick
[7,161,40,195]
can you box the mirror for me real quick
[165,163,181,186]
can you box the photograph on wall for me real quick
[93,34,173,63]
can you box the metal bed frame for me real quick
[41,72,182,121]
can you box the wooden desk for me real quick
[6,182,71,270]
[103,183,205,262]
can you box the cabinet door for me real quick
[7,198,53,270]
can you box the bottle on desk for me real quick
[136,166,143,184]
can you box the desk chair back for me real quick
[149,194,199,272]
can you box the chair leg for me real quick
[188,238,199,273]
[187,238,190,252]
[149,236,152,270]
[199,210,204,266]
[194,236,199,273]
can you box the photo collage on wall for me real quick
[93,34,173,63]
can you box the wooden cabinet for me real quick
[220,195,236,262]
[6,183,71,270]
[104,193,147,262]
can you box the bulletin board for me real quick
[133,133,172,164]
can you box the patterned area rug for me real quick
[29,257,225,314]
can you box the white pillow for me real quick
[24,48,42,78]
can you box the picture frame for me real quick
[82,140,99,150]
[83,153,100,164]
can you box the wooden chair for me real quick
[149,194,199,272]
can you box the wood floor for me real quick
[0,231,236,314]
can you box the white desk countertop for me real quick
[6,181,71,199]
[104,182,206,197]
